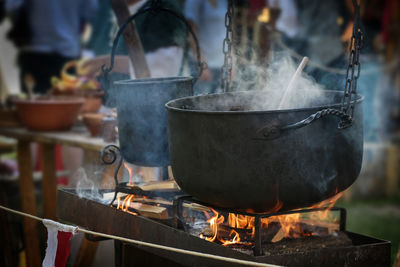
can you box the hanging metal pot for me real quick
[166,90,363,212]
[103,5,203,166]
[165,0,364,211]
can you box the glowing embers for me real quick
[199,209,253,247]
[117,194,140,215]
[177,193,344,250]
[114,193,169,220]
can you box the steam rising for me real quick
[239,53,329,111]
[75,167,105,203]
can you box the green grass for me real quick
[338,195,400,265]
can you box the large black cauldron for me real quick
[166,90,363,212]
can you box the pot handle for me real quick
[102,3,205,88]
[253,108,353,141]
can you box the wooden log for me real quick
[271,228,285,243]
[140,180,179,191]
[103,192,211,215]
[270,219,339,243]
[121,197,172,206]
[103,192,128,201]
[127,202,168,220]
[103,192,211,213]
[109,0,150,78]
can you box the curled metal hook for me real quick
[100,145,123,205]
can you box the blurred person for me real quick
[3,0,98,189]
[82,0,187,78]
[5,0,98,94]
[0,1,4,22]
[184,0,227,95]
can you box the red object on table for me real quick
[36,145,69,185]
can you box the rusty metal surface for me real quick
[57,189,391,267]
[57,189,256,267]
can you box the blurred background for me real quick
[0,0,399,266]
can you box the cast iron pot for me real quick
[114,77,194,166]
[103,5,202,166]
[166,90,363,212]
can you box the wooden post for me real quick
[41,143,57,220]
[109,0,151,78]
[17,141,41,267]
[73,237,100,267]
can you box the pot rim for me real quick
[165,89,364,115]
[114,76,194,86]
[14,98,85,105]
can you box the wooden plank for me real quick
[103,194,210,213]
[140,180,179,191]
[109,0,151,78]
[128,202,168,220]
[73,237,99,267]
[41,143,57,220]
[17,140,41,267]
[0,127,116,152]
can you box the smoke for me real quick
[245,52,329,110]
[190,52,331,112]
[75,167,106,203]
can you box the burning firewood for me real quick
[104,191,210,213]
[102,192,127,201]
[139,180,180,191]
[271,228,285,243]
[124,202,169,220]
[271,219,339,243]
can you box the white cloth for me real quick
[42,219,77,267]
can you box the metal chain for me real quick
[341,0,363,118]
[220,0,234,92]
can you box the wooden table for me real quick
[0,127,116,266]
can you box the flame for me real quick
[124,162,135,186]
[200,191,343,245]
[221,230,241,246]
[309,191,344,224]
[228,213,255,230]
[203,209,225,242]
[200,211,254,245]
[258,8,270,23]
[116,194,138,215]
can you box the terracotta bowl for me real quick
[83,113,106,136]
[14,97,84,131]
[52,89,104,113]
